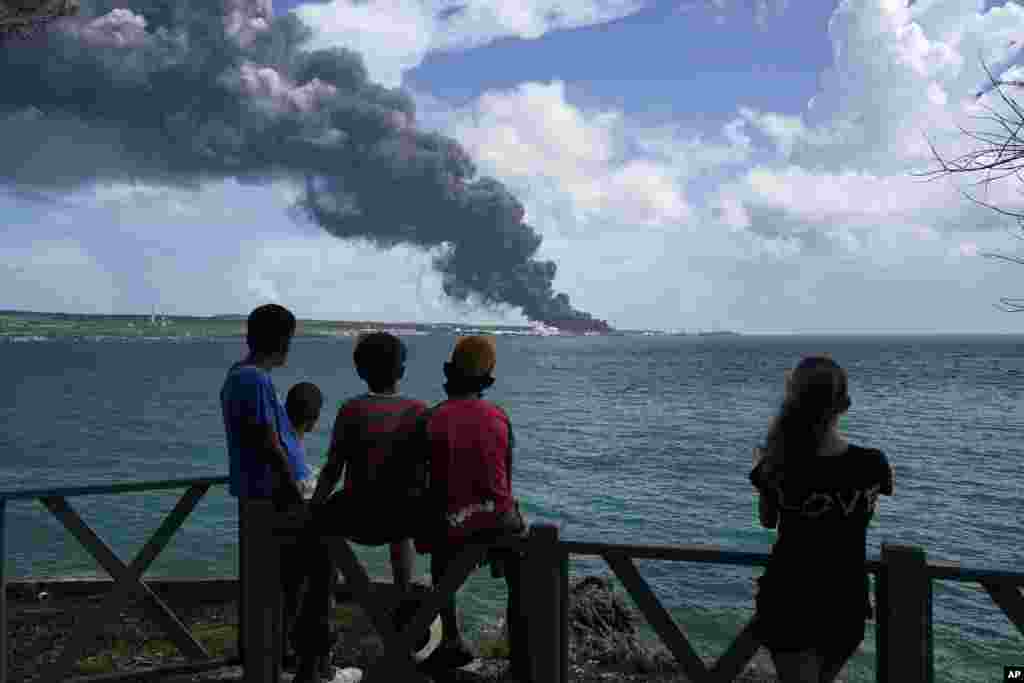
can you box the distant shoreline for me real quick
[0,310,746,337]
[4,309,1023,336]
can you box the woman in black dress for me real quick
[750,356,894,683]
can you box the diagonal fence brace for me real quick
[982,581,1024,637]
[321,535,489,680]
[38,488,210,683]
[603,550,710,683]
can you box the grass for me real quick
[474,633,511,659]
[138,623,241,659]
[332,603,360,628]
[74,641,133,674]
[69,604,363,675]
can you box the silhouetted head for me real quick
[443,335,496,396]
[246,304,296,367]
[353,332,407,393]
[286,382,323,435]
[765,355,851,463]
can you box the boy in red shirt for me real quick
[312,332,427,586]
[292,332,431,682]
[415,336,530,680]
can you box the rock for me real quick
[566,575,672,673]
[568,576,637,640]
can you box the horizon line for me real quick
[0,309,1021,336]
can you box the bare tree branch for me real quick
[916,57,1024,313]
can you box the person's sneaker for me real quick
[332,668,364,683]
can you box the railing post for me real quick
[236,498,246,667]
[875,560,887,683]
[926,569,934,683]
[240,500,282,683]
[560,549,569,683]
[878,544,931,683]
[525,523,561,683]
[1,499,7,683]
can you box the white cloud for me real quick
[404,81,782,327]
[436,81,704,234]
[4,178,525,324]
[711,164,1022,250]
[708,0,1024,260]
[0,239,119,314]
[289,1,435,89]
[291,0,646,88]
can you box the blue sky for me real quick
[4,0,1024,332]
[402,1,834,121]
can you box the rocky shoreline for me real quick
[6,576,796,683]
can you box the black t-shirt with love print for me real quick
[750,444,894,614]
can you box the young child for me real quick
[280,382,323,670]
[292,332,431,683]
[285,382,323,499]
[413,335,530,677]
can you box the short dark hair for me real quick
[353,332,407,392]
[286,382,323,430]
[246,304,296,354]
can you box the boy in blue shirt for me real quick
[221,304,306,506]
[220,304,307,667]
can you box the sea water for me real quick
[1,333,1021,682]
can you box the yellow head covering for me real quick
[449,335,497,377]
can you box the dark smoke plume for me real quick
[0,0,609,328]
